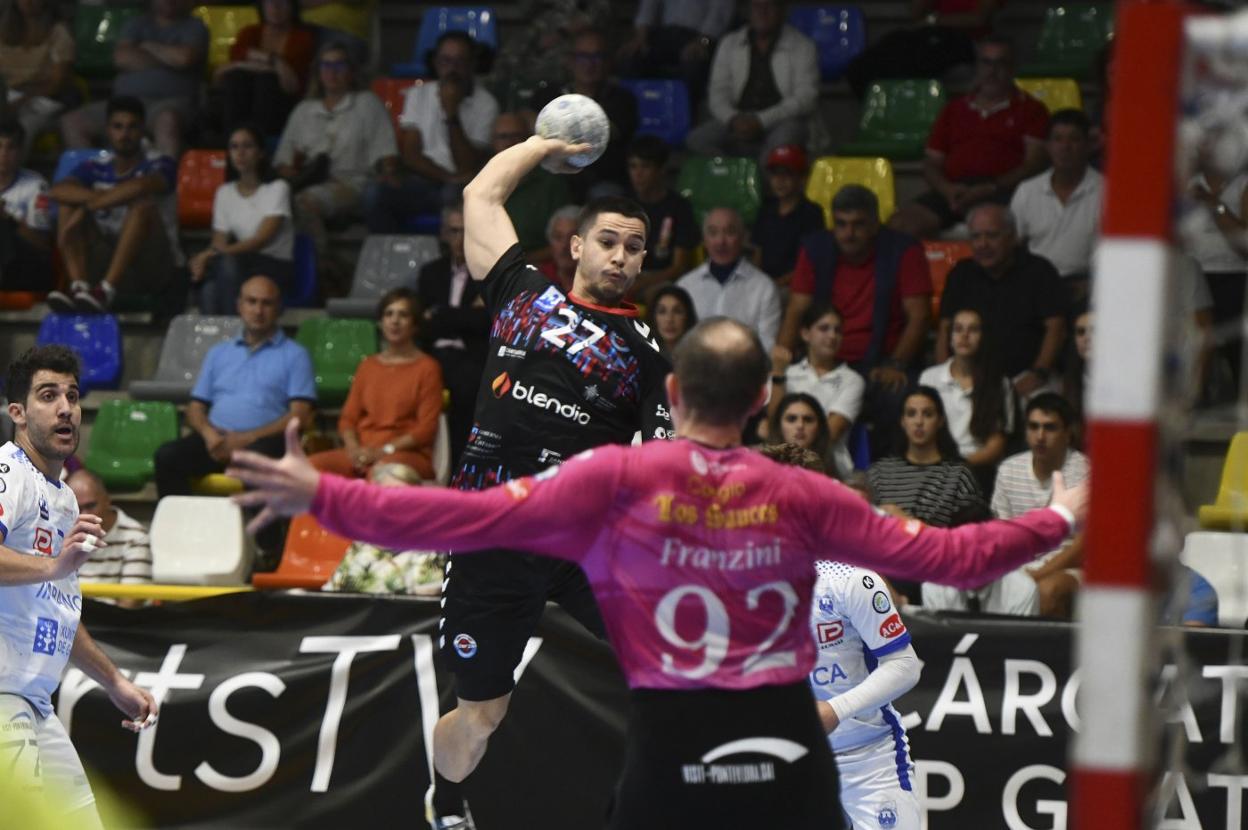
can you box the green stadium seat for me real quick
[840,79,946,161]
[295,318,377,405]
[1021,4,1114,80]
[74,5,144,78]
[85,400,178,492]
[806,156,896,227]
[676,155,763,227]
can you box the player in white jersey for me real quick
[0,346,157,828]
[759,443,921,830]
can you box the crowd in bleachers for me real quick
[0,0,1234,623]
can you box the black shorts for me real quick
[439,549,607,701]
[607,682,845,830]
[913,176,1010,228]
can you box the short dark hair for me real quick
[256,0,301,22]
[757,442,826,473]
[831,184,878,217]
[577,196,651,241]
[1047,108,1091,138]
[1025,392,1076,429]
[672,318,769,426]
[106,96,146,122]
[376,286,423,322]
[800,302,842,331]
[627,134,670,167]
[6,345,81,406]
[0,119,25,146]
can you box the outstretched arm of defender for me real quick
[462,136,591,280]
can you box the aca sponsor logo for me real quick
[816,620,843,646]
[879,613,904,639]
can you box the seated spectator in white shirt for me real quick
[676,206,781,350]
[67,469,153,599]
[1009,109,1102,303]
[189,124,294,314]
[923,392,1088,618]
[0,120,52,292]
[919,306,1014,487]
[767,303,864,476]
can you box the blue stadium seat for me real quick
[620,79,691,147]
[288,233,317,308]
[36,314,122,394]
[391,6,498,78]
[788,5,866,81]
[850,422,871,471]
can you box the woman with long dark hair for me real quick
[646,284,698,354]
[767,393,833,471]
[190,123,295,313]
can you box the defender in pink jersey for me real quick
[230,319,1087,829]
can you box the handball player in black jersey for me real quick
[432,136,672,794]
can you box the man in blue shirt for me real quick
[47,97,181,313]
[154,275,317,497]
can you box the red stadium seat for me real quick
[177,149,227,229]
[252,514,351,590]
[923,240,972,322]
[371,77,419,138]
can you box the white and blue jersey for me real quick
[810,562,912,753]
[0,442,81,716]
[67,148,182,263]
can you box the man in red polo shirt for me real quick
[888,36,1049,238]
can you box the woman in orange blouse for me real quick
[309,287,445,480]
[216,0,317,136]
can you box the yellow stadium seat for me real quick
[191,473,245,496]
[1198,432,1248,529]
[192,5,260,77]
[1015,78,1083,113]
[806,156,896,227]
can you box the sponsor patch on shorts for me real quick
[452,633,478,659]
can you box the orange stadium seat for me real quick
[923,240,972,321]
[252,514,352,589]
[371,77,419,137]
[177,150,227,229]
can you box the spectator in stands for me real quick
[538,204,581,293]
[919,306,1014,483]
[627,135,697,300]
[190,123,294,315]
[768,304,863,476]
[1010,109,1102,302]
[1061,302,1090,440]
[0,121,51,292]
[275,40,395,289]
[301,0,375,63]
[646,284,698,355]
[778,185,932,457]
[766,393,833,473]
[61,0,209,160]
[532,28,637,199]
[0,0,74,155]
[1182,144,1248,402]
[67,469,153,589]
[923,392,1088,617]
[154,274,316,498]
[619,0,735,102]
[843,0,998,99]
[686,0,819,167]
[935,203,1065,399]
[676,206,781,350]
[752,143,824,286]
[492,113,572,254]
[418,203,489,466]
[47,97,180,313]
[888,37,1049,238]
[214,0,317,137]
[309,288,444,481]
[364,31,498,234]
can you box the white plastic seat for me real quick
[1180,531,1248,627]
[326,235,441,318]
[130,314,242,401]
[150,496,255,585]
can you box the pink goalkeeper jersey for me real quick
[312,439,1072,691]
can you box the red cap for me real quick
[765,144,807,174]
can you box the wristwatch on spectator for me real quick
[382,443,396,456]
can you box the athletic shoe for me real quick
[46,281,89,313]
[431,813,475,830]
[74,283,114,313]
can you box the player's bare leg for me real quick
[433,694,512,781]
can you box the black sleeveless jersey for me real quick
[453,244,673,491]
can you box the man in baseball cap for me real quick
[753,144,825,286]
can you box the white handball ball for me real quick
[535,93,610,174]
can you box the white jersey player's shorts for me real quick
[0,693,96,814]
[836,734,920,830]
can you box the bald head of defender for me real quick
[667,317,771,429]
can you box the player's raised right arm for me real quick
[462,136,592,280]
